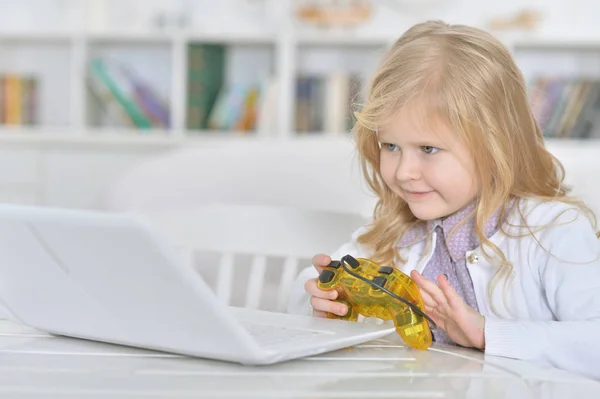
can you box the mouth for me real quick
[403,190,434,199]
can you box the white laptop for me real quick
[0,204,395,365]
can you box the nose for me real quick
[395,152,420,182]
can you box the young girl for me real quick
[287,20,600,380]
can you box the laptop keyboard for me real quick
[241,321,330,347]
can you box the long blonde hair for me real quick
[354,20,598,304]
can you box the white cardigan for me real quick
[287,199,600,380]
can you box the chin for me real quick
[408,204,448,221]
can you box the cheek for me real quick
[450,148,478,191]
[457,159,479,195]
[427,159,476,193]
[379,155,396,185]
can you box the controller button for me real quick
[345,257,360,269]
[372,276,387,289]
[327,260,341,269]
[319,270,336,284]
[378,266,394,275]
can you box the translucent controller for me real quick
[317,255,433,350]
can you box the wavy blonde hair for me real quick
[354,20,598,307]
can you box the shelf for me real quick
[297,33,392,47]
[511,37,600,51]
[87,31,276,45]
[296,32,600,51]
[0,31,278,46]
[185,31,276,45]
[0,127,594,147]
[85,31,277,45]
[0,30,600,50]
[0,31,75,43]
[87,32,175,45]
[0,127,267,147]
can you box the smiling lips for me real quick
[403,190,434,200]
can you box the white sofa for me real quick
[546,140,600,218]
[106,137,600,221]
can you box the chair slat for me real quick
[276,257,299,312]
[216,253,235,305]
[245,255,267,309]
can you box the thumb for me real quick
[311,254,332,273]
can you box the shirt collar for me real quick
[398,201,501,261]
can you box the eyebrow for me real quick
[377,135,442,146]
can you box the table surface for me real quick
[0,319,598,399]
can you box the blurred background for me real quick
[0,0,596,209]
[0,0,598,312]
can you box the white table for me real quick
[0,320,598,398]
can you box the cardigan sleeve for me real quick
[484,207,600,380]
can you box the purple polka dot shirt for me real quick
[398,202,500,345]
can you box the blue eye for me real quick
[383,143,399,152]
[421,146,439,154]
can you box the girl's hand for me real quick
[304,254,348,318]
[410,270,486,350]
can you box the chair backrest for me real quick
[104,138,378,217]
[144,203,367,313]
[546,141,600,217]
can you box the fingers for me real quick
[409,273,437,308]
[307,255,346,318]
[410,270,449,311]
[310,296,348,316]
[437,273,464,309]
[305,278,347,317]
[311,254,332,274]
[423,308,442,325]
[418,288,438,309]
[304,278,337,300]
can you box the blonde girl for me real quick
[287,20,600,380]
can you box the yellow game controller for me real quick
[317,254,433,350]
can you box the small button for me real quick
[327,260,341,269]
[378,266,394,275]
[371,276,387,290]
[344,256,360,269]
[467,253,479,264]
[319,270,336,284]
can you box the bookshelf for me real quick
[511,38,600,140]
[0,36,73,128]
[0,29,598,144]
[0,30,279,141]
[0,2,596,211]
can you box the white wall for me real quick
[0,1,599,39]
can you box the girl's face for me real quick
[378,109,479,221]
